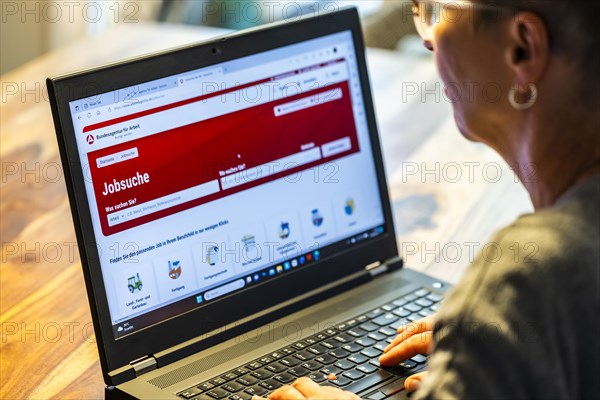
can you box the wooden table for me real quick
[0,23,532,399]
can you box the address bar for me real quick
[85,63,348,152]
[93,67,223,117]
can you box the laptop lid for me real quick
[47,7,398,386]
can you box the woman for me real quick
[259,0,600,398]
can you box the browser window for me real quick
[69,31,385,337]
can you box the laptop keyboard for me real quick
[177,287,443,400]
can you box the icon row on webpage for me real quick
[112,196,359,319]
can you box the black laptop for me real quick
[47,7,449,400]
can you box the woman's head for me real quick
[413,0,599,153]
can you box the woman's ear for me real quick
[504,11,550,89]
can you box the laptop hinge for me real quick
[130,355,157,377]
[365,261,385,277]
[384,256,403,272]
[365,256,403,277]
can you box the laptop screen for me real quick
[68,30,385,338]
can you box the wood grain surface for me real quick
[0,24,532,399]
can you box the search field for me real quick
[220,147,322,190]
[204,279,245,301]
[107,180,220,226]
[274,87,343,117]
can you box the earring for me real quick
[508,83,538,110]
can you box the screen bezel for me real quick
[47,7,398,385]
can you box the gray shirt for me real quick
[417,175,600,399]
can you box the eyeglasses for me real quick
[411,0,512,41]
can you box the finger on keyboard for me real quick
[405,371,428,392]
[396,315,434,335]
[378,332,433,366]
[385,316,434,353]
[266,384,306,400]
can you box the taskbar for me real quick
[112,225,385,338]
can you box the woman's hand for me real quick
[378,315,435,392]
[253,377,360,400]
[254,315,436,399]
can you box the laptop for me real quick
[47,7,450,400]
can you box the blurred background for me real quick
[1,0,423,75]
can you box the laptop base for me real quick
[110,268,449,400]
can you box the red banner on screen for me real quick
[87,81,359,236]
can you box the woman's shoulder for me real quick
[425,177,600,400]
[506,173,600,265]
[439,176,600,325]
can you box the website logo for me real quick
[86,134,94,144]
